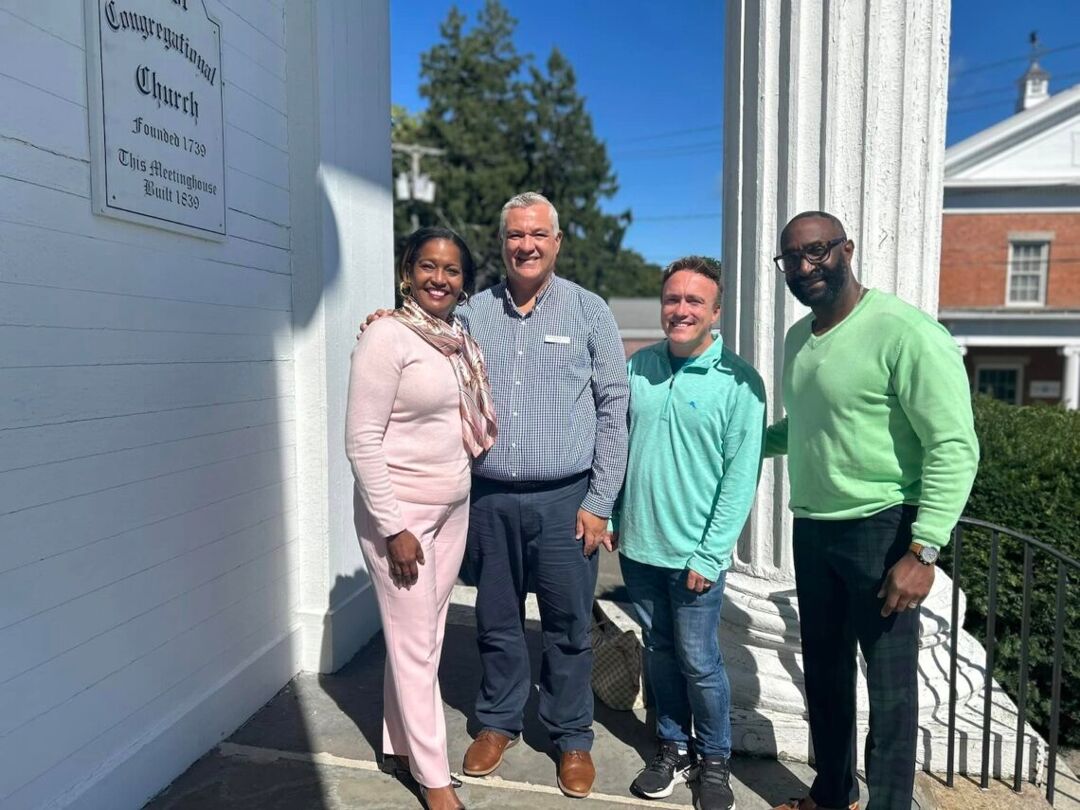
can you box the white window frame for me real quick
[974,361,1024,405]
[1006,240,1049,307]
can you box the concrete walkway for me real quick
[144,593,1071,809]
[145,601,880,809]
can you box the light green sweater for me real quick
[614,336,766,580]
[764,289,979,548]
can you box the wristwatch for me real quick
[909,542,939,566]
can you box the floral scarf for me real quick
[391,297,498,458]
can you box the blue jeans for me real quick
[619,554,731,758]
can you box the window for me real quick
[1007,241,1048,306]
[975,364,1023,405]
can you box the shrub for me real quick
[939,395,1080,745]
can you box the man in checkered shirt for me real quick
[458,192,629,799]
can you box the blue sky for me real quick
[391,1,1080,267]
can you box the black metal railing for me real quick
[945,516,1079,805]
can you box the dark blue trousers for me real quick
[794,504,921,810]
[467,473,598,752]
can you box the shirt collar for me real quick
[502,273,559,317]
[666,331,725,369]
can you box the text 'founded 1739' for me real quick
[85,0,226,239]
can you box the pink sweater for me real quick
[346,318,471,538]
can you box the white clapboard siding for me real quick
[0,395,293,472]
[0,509,296,736]
[0,418,290,514]
[0,164,292,275]
[225,126,290,191]
[0,441,293,572]
[0,475,296,629]
[0,2,84,48]
[227,165,291,225]
[0,72,89,161]
[0,137,88,199]
[0,4,287,152]
[224,128,291,192]
[224,81,289,150]
[4,594,298,810]
[216,5,286,80]
[0,361,294,429]
[228,207,290,250]
[0,548,298,803]
[0,0,392,806]
[1,517,296,702]
[0,3,285,108]
[0,283,290,334]
[1,217,291,303]
[222,40,286,114]
[218,0,286,49]
[0,326,290,370]
[0,11,87,107]
[0,177,292,279]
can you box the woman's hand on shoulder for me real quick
[385,529,424,588]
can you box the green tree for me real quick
[393,0,661,297]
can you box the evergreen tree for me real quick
[393,0,662,297]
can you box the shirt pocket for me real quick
[539,340,573,373]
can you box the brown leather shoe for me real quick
[462,729,518,776]
[557,750,595,798]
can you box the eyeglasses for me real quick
[773,236,847,274]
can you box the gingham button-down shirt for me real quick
[458,274,629,517]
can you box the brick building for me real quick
[939,57,1080,408]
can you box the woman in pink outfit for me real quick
[346,227,497,810]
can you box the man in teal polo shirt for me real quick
[612,256,765,810]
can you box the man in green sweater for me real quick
[613,256,765,810]
[766,212,979,810]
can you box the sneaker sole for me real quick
[461,736,519,777]
[631,765,692,799]
[694,796,736,810]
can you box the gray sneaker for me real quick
[695,755,735,810]
[630,740,695,799]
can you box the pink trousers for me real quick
[358,495,468,789]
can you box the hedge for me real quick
[939,395,1080,746]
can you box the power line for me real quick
[606,123,723,146]
[950,40,1080,78]
[613,141,723,160]
[632,212,722,222]
[948,69,1080,112]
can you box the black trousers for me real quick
[793,505,921,810]
[466,473,598,752]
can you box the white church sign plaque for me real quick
[85,0,226,239]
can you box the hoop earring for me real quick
[399,280,412,298]
[457,290,469,304]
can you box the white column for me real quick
[719,0,993,768]
[1061,345,1080,410]
[287,0,394,673]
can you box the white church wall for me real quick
[0,0,391,806]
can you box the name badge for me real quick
[544,334,570,345]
